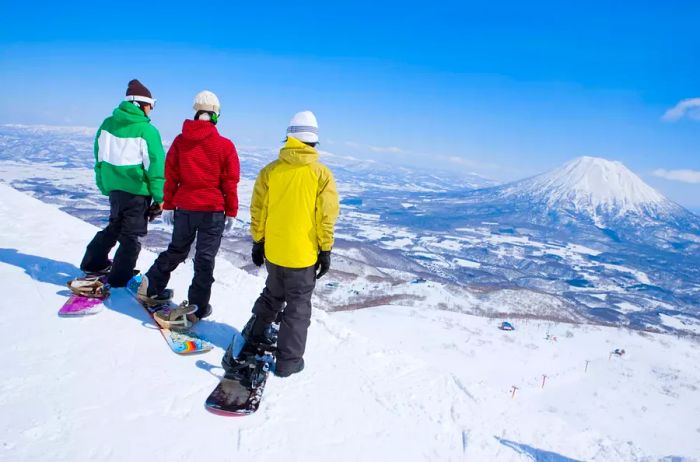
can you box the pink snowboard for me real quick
[58,294,104,316]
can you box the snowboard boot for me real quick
[67,275,110,298]
[187,304,212,325]
[273,358,304,378]
[80,259,112,277]
[221,341,239,375]
[85,261,112,277]
[240,315,279,350]
[153,301,198,332]
[137,274,174,307]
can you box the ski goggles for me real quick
[126,95,157,109]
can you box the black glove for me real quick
[315,250,331,279]
[252,241,265,267]
[148,203,163,222]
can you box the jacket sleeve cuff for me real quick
[151,190,164,204]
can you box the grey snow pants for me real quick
[253,261,316,369]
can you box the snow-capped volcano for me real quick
[501,156,676,220]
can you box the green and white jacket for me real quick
[93,101,166,203]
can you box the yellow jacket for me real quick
[250,137,339,268]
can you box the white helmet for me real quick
[286,110,319,143]
[193,90,220,115]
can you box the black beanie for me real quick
[126,79,152,99]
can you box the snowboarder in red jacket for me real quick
[138,91,240,329]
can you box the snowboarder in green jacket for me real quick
[80,79,166,287]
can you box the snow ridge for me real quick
[1,123,97,137]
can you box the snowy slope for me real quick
[0,183,470,460]
[1,183,699,461]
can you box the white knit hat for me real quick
[193,90,220,115]
[286,110,319,144]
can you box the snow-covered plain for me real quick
[1,184,699,461]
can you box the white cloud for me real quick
[662,98,700,122]
[653,168,700,184]
[438,155,500,171]
[344,141,404,154]
[370,145,403,154]
[445,156,473,166]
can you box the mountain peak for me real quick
[504,156,671,219]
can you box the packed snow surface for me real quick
[1,184,699,461]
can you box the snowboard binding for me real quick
[67,275,110,299]
[224,350,275,389]
[153,300,198,332]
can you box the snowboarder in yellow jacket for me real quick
[223,110,339,378]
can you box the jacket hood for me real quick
[112,101,150,125]
[279,136,318,166]
[181,119,218,141]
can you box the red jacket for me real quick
[162,120,240,216]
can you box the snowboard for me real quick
[58,294,105,316]
[126,274,214,355]
[205,327,276,416]
[59,274,109,316]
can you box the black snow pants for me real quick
[80,190,150,287]
[252,261,316,371]
[145,209,225,316]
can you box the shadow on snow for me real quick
[0,248,82,287]
[497,438,583,462]
[0,247,239,351]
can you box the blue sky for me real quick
[1,1,699,208]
